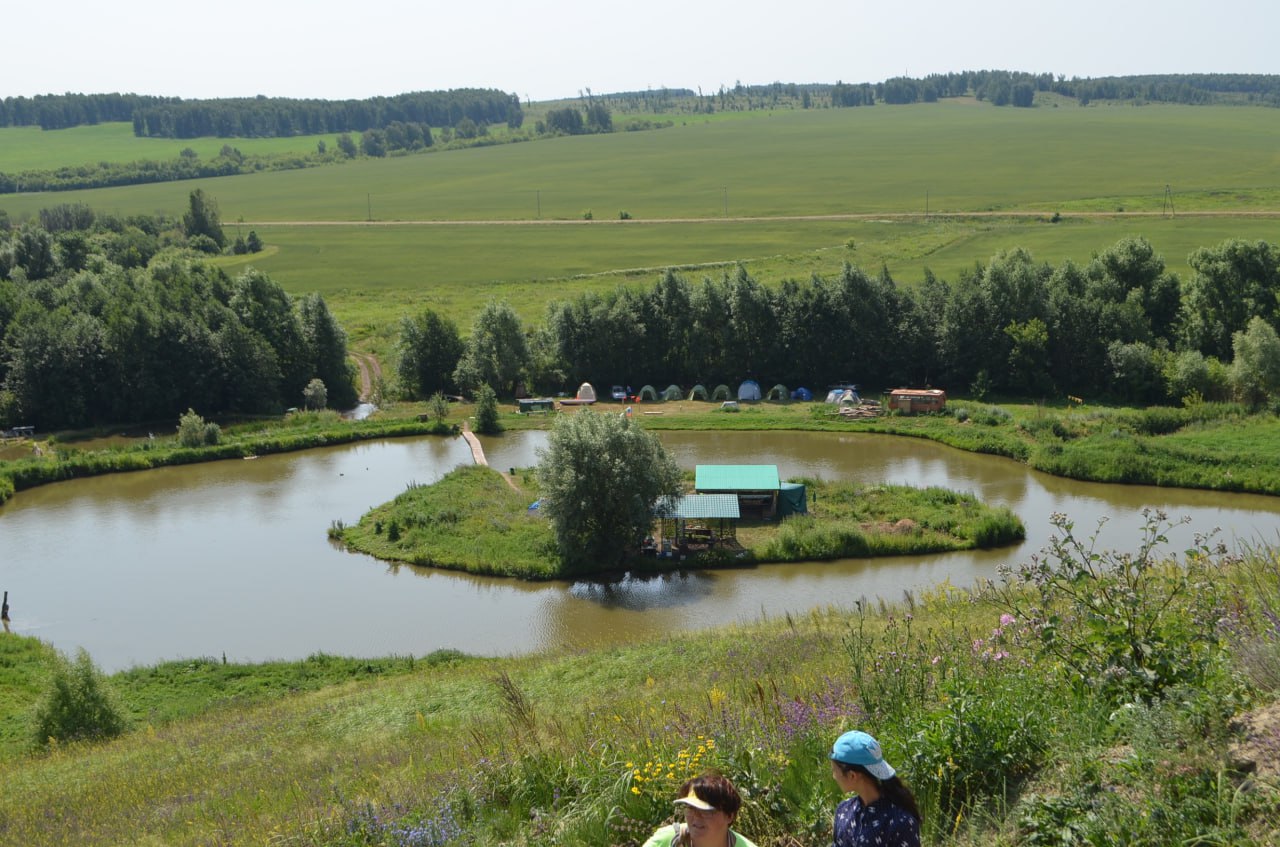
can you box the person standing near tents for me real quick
[828,730,921,847]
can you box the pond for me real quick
[3,429,1278,672]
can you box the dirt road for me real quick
[350,352,382,402]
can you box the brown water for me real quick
[3,430,1279,672]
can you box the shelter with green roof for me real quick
[651,493,741,551]
[695,464,782,519]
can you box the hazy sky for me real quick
[4,0,1275,102]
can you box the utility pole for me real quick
[367,193,372,222]
[537,189,541,219]
[1163,184,1175,218]
[723,186,728,217]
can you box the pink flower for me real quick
[1000,614,1016,627]
[931,656,941,665]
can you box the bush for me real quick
[177,408,220,447]
[31,649,127,745]
[302,378,328,411]
[991,510,1228,704]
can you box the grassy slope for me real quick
[2,550,1276,846]
[0,122,342,172]
[4,103,1280,346]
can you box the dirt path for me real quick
[349,352,382,402]
[239,209,1280,228]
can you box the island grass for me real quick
[334,464,560,578]
[334,464,1024,579]
[752,482,1024,562]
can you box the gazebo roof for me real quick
[656,494,741,520]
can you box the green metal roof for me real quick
[657,494,741,520]
[695,464,780,492]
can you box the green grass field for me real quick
[4,101,1280,347]
[0,122,339,171]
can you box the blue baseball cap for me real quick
[830,730,896,780]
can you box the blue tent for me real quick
[790,387,813,401]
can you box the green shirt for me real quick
[641,822,759,847]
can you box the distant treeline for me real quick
[605,72,1280,113]
[0,89,523,137]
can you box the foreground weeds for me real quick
[3,513,1280,845]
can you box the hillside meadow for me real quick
[4,102,1280,350]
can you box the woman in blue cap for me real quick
[828,730,920,847]
[642,771,759,847]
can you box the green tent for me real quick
[778,482,807,516]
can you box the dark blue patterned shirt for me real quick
[832,795,920,847]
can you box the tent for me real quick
[638,385,659,402]
[663,384,683,401]
[825,387,861,404]
[765,383,788,401]
[577,382,597,401]
[790,387,813,401]
[687,384,709,401]
[711,384,732,401]
[778,482,808,517]
[737,380,762,401]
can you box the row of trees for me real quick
[0,204,352,428]
[129,90,522,139]
[397,236,1280,409]
[1,194,261,273]
[0,90,524,136]
[0,93,171,130]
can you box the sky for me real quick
[4,0,1277,103]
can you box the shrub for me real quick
[905,673,1049,825]
[428,391,450,422]
[177,408,220,447]
[302,378,328,411]
[991,510,1228,704]
[31,649,127,745]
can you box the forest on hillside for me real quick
[0,89,522,136]
[0,200,355,429]
[3,73,1277,195]
[4,72,1277,136]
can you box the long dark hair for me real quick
[838,762,921,823]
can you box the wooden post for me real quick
[2,591,9,622]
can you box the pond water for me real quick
[3,429,1278,672]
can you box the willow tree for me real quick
[535,411,681,572]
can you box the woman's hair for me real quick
[837,762,921,823]
[677,771,742,817]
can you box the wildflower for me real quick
[1000,613,1016,627]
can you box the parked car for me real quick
[611,385,627,401]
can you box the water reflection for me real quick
[4,428,1280,672]
[566,570,720,611]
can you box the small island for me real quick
[331,463,1024,580]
